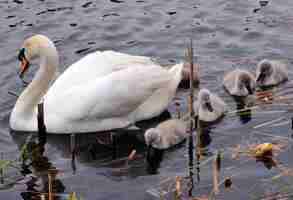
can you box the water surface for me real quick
[1,0,293,199]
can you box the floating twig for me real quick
[127,149,136,161]
[175,176,181,200]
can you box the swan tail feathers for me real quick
[168,63,184,88]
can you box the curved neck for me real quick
[14,47,58,117]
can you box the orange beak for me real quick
[18,58,29,79]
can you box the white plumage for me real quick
[10,35,183,133]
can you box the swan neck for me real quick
[14,48,58,116]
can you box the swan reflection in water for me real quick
[10,110,173,186]
[10,131,66,200]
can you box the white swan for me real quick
[144,119,187,149]
[223,69,256,97]
[256,59,288,87]
[194,88,227,122]
[10,35,183,133]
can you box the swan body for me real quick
[10,35,183,133]
[144,119,188,149]
[194,88,227,122]
[223,69,256,97]
[256,59,288,87]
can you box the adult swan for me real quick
[10,35,183,133]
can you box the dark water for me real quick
[1,0,293,199]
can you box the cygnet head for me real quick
[198,89,214,112]
[144,128,160,147]
[17,34,58,79]
[144,128,164,174]
[238,72,254,95]
[256,60,273,86]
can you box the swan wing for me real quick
[210,93,227,116]
[272,60,288,83]
[46,51,156,100]
[45,64,174,125]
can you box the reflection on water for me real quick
[256,154,277,170]
[199,125,212,156]
[235,98,252,124]
[9,110,173,196]
[146,146,164,175]
[2,0,293,199]
[10,133,66,200]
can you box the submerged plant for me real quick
[66,192,84,200]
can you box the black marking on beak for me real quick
[256,72,265,84]
[247,85,253,95]
[205,101,213,112]
[243,78,253,95]
[246,83,253,95]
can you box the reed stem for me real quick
[48,173,53,200]
[186,38,195,197]
[212,151,221,195]
[48,169,58,200]
[0,152,4,184]
[175,176,182,200]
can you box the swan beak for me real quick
[247,85,253,95]
[256,73,265,84]
[17,48,30,79]
[205,101,214,112]
[18,58,30,79]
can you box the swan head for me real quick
[238,72,255,96]
[256,60,273,86]
[17,34,58,79]
[144,128,161,147]
[198,89,214,112]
